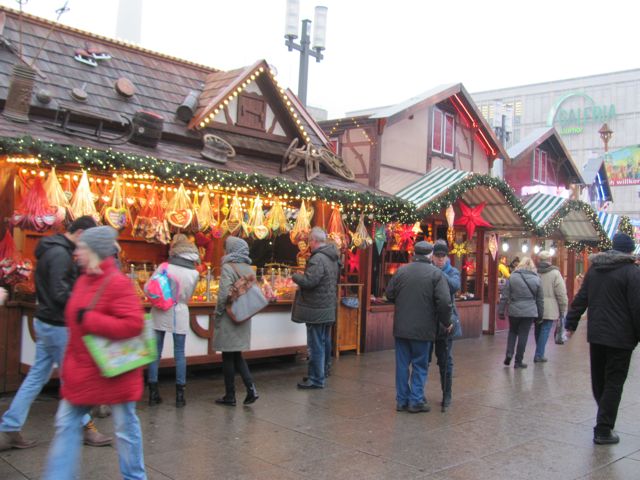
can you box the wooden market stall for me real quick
[0,8,415,392]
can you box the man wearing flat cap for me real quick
[385,241,452,413]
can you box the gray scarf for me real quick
[221,236,252,265]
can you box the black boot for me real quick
[148,382,162,406]
[215,383,236,406]
[442,374,452,408]
[244,384,259,405]
[176,384,186,408]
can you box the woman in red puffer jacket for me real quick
[43,226,147,480]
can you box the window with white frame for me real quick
[533,148,548,184]
[432,108,455,156]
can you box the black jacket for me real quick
[34,234,78,326]
[291,244,340,324]
[386,258,452,342]
[566,250,640,350]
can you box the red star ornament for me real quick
[347,249,361,273]
[454,200,493,238]
[398,224,416,249]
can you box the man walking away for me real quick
[0,216,112,451]
[292,227,340,389]
[565,233,640,445]
[386,241,452,413]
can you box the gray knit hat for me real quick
[169,234,199,258]
[80,226,118,260]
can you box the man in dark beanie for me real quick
[386,241,451,413]
[0,216,112,451]
[566,232,640,445]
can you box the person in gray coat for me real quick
[386,241,452,413]
[534,250,568,363]
[214,236,259,406]
[292,227,340,389]
[147,234,200,407]
[498,257,543,369]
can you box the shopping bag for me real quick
[554,315,566,345]
[83,313,157,377]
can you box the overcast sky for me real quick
[3,0,639,118]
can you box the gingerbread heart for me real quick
[253,225,269,240]
[105,207,128,230]
[166,209,193,229]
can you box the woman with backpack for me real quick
[147,234,200,407]
[498,257,544,369]
[213,236,259,406]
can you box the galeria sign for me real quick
[547,92,616,135]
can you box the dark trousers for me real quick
[306,323,332,387]
[221,351,253,396]
[506,317,534,363]
[590,343,633,433]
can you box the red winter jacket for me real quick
[61,257,144,405]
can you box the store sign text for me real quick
[547,92,616,135]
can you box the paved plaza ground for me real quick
[2,324,640,479]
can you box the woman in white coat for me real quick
[147,234,200,407]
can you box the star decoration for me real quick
[397,224,416,249]
[347,249,360,273]
[454,200,493,238]
[374,225,387,255]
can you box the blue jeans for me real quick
[43,400,146,480]
[395,337,432,407]
[147,330,186,385]
[534,319,554,359]
[306,323,332,387]
[0,319,90,432]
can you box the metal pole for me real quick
[298,19,311,106]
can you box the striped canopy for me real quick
[597,211,620,240]
[396,167,471,208]
[634,244,640,255]
[524,193,566,227]
[524,193,600,242]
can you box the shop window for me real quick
[432,108,455,156]
[533,148,548,184]
[236,93,266,131]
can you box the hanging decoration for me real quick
[70,171,100,222]
[103,176,129,230]
[346,249,360,273]
[412,221,422,235]
[454,200,492,239]
[11,177,59,232]
[265,199,289,235]
[328,207,349,250]
[195,188,216,232]
[223,194,243,235]
[445,204,456,245]
[43,167,71,224]
[134,186,171,244]
[211,194,223,238]
[374,225,387,255]
[488,233,498,261]
[165,183,194,230]
[397,224,416,250]
[290,200,312,245]
[248,196,269,240]
[462,259,475,273]
[0,230,32,288]
[450,241,469,258]
[352,214,373,250]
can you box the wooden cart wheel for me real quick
[318,148,356,181]
[203,134,236,158]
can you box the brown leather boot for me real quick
[0,431,37,451]
[83,420,113,447]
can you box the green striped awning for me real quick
[597,211,620,240]
[395,167,471,209]
[524,193,567,227]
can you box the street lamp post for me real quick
[596,123,613,209]
[284,0,327,106]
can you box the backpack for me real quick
[144,262,180,310]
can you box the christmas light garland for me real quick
[618,215,633,237]
[0,135,418,226]
[537,200,612,250]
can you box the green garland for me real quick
[415,173,538,233]
[0,135,418,226]
[537,200,611,250]
[618,215,633,237]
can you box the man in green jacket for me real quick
[292,227,340,389]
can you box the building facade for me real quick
[472,69,640,216]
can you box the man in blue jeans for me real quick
[386,241,452,413]
[292,227,340,389]
[0,216,112,451]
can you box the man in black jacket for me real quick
[292,227,340,389]
[0,216,112,451]
[566,233,640,445]
[386,241,452,413]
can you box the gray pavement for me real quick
[2,324,640,479]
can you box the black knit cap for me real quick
[612,233,635,253]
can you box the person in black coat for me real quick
[386,241,452,413]
[565,233,640,445]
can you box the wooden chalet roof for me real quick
[506,127,585,185]
[0,7,357,192]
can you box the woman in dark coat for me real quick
[213,236,259,406]
[498,256,543,369]
[43,226,146,480]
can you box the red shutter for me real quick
[432,109,443,153]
